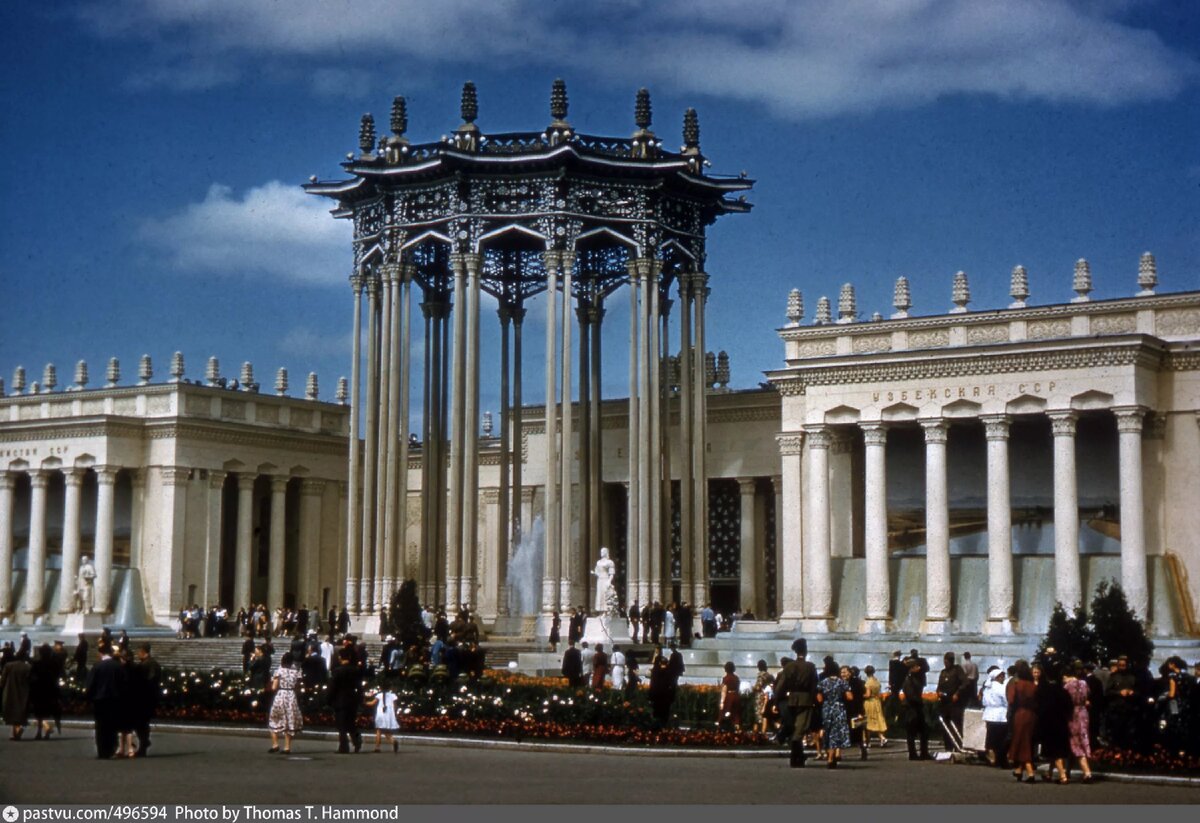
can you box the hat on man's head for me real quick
[791,637,808,657]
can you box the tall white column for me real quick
[648,263,663,603]
[360,277,381,613]
[158,467,190,619]
[625,260,640,609]
[921,420,951,632]
[462,254,482,609]
[23,470,49,617]
[447,255,468,607]
[772,470,792,619]
[299,479,325,610]
[396,267,413,587]
[677,276,694,601]
[691,272,710,607]
[381,264,401,602]
[375,268,394,608]
[1049,411,1082,611]
[541,252,560,612]
[94,466,118,614]
[129,469,146,570]
[861,423,892,630]
[204,471,226,609]
[1114,406,1148,619]
[803,427,833,628]
[737,477,758,615]
[58,468,84,613]
[268,476,288,613]
[636,260,652,606]
[983,415,1015,633]
[0,473,14,615]
[234,473,255,609]
[345,274,364,613]
[558,255,574,609]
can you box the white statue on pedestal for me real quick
[76,555,97,615]
[592,546,617,617]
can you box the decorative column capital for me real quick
[129,467,146,489]
[63,468,86,487]
[543,250,563,272]
[365,276,382,299]
[920,419,950,444]
[1112,405,1146,434]
[379,262,401,286]
[625,258,641,283]
[776,432,805,456]
[29,469,51,489]
[95,465,120,485]
[161,466,190,487]
[861,422,888,446]
[349,273,365,294]
[736,477,757,496]
[770,474,783,492]
[498,302,514,325]
[301,478,326,496]
[982,415,1011,441]
[270,475,290,494]
[208,470,228,490]
[0,472,15,491]
[237,473,257,492]
[1048,411,1078,437]
[803,425,832,450]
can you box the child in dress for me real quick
[366,679,401,753]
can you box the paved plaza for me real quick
[0,730,1194,805]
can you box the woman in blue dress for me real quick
[817,660,852,768]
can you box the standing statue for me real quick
[76,555,97,615]
[591,547,617,616]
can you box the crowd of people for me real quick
[176,603,352,640]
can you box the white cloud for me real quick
[278,328,354,357]
[79,0,1197,118]
[137,181,352,285]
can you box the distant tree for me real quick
[1090,580,1154,666]
[1037,602,1098,668]
[390,578,428,652]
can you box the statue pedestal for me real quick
[62,613,104,635]
[583,616,631,648]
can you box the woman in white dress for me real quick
[610,646,627,690]
[663,604,676,643]
[367,682,401,753]
[267,652,303,754]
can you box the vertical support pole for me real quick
[559,255,574,608]
[542,252,561,613]
[921,420,951,633]
[803,427,833,628]
[375,268,393,608]
[346,275,364,612]
[1050,411,1082,611]
[462,253,482,608]
[268,476,288,613]
[626,260,641,609]
[678,274,694,601]
[59,469,84,613]
[360,276,381,613]
[234,474,255,611]
[0,473,14,616]
[396,267,413,585]
[446,254,468,608]
[1115,407,1148,619]
[983,416,1015,633]
[498,302,512,615]
[861,423,891,630]
[94,466,118,615]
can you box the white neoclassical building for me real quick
[0,357,349,627]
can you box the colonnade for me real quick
[779,405,1150,630]
[0,465,124,618]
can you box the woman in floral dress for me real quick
[1063,662,1094,783]
[752,659,775,733]
[267,652,303,753]
[817,661,851,768]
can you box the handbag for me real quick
[850,715,866,729]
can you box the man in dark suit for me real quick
[936,652,970,749]
[85,644,127,759]
[73,634,89,681]
[561,640,583,688]
[328,606,338,636]
[627,603,641,644]
[328,648,363,753]
[129,643,161,757]
[774,638,818,767]
[241,636,255,673]
[900,656,931,760]
[677,602,694,647]
[337,607,351,636]
[886,650,906,727]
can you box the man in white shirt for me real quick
[580,641,595,685]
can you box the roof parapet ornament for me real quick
[1010,265,1030,309]
[336,376,349,405]
[206,357,220,387]
[169,351,185,384]
[42,363,57,393]
[455,82,480,151]
[892,276,911,319]
[72,360,88,392]
[240,362,254,391]
[383,96,411,164]
[12,366,25,396]
[1137,251,1157,296]
[358,114,376,157]
[547,79,573,146]
[106,357,121,387]
[306,372,319,401]
[715,351,731,388]
[631,88,659,159]
[682,108,703,172]
[276,367,289,396]
[785,288,803,327]
[815,295,832,326]
[837,283,856,324]
[1072,258,1092,303]
[950,271,970,314]
[139,355,153,385]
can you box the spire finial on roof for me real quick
[1009,265,1029,308]
[786,288,803,326]
[1072,258,1092,303]
[358,113,376,154]
[74,360,89,391]
[892,276,911,319]
[391,96,408,137]
[461,81,478,124]
[683,108,700,150]
[837,283,857,324]
[635,88,652,131]
[815,295,832,325]
[1137,251,1157,296]
[139,354,152,385]
[950,271,970,313]
[550,79,569,122]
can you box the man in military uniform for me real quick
[936,651,970,749]
[773,638,818,767]
[900,656,932,760]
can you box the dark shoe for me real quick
[268,746,280,753]
[1082,775,1094,784]
[352,738,362,753]
[1023,775,1037,784]
[392,740,399,753]
[861,748,868,761]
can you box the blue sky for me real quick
[1,1,1197,418]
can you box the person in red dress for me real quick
[719,661,742,731]
[1007,659,1039,783]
